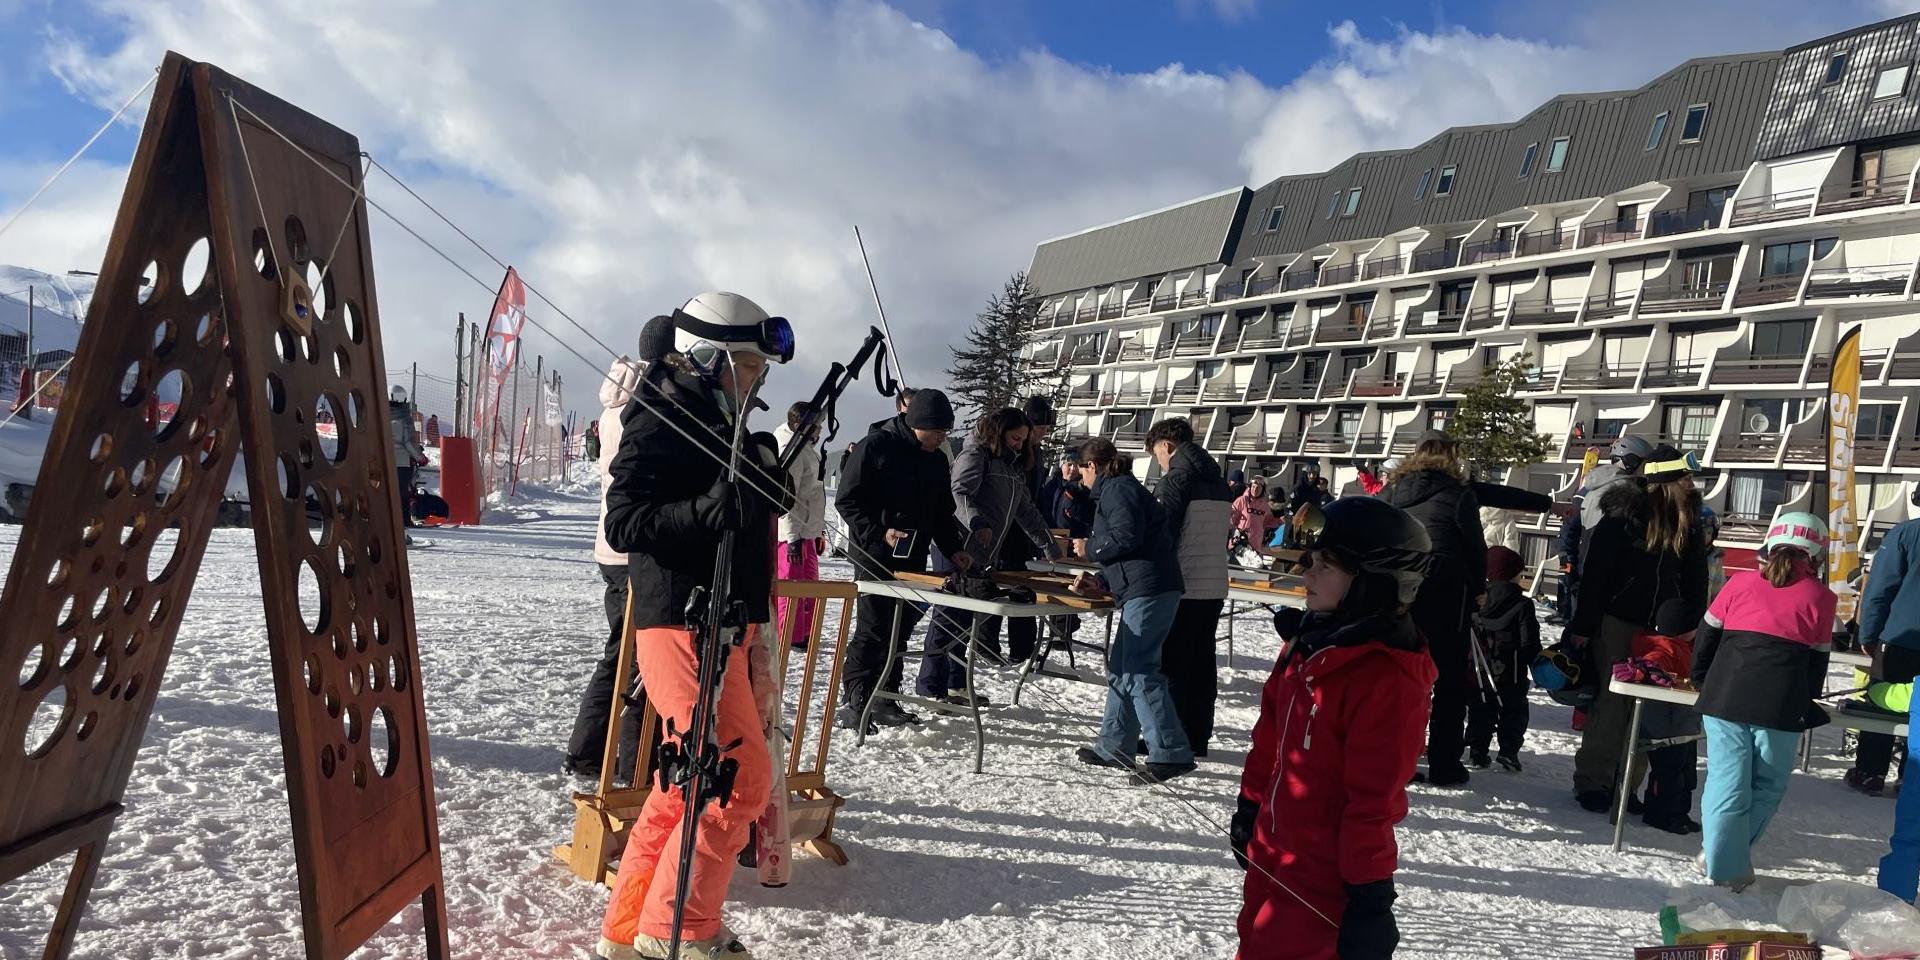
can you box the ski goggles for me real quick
[1642,450,1700,481]
[672,309,796,365]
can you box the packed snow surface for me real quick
[0,478,1900,958]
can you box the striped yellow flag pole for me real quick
[1827,325,1861,619]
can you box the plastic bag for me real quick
[1777,880,1920,957]
[1662,885,1783,943]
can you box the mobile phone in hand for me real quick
[891,530,917,559]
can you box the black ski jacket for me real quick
[835,415,970,580]
[1570,481,1709,638]
[1379,469,1487,590]
[1474,580,1542,686]
[603,368,792,630]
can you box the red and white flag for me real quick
[473,267,527,440]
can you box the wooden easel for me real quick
[554,578,857,883]
[0,53,447,958]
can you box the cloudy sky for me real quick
[0,0,1916,427]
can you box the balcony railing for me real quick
[1284,324,1314,348]
[1227,433,1273,454]
[1271,432,1305,454]
[1719,512,1773,540]
[1641,359,1705,388]
[1895,437,1920,468]
[1584,289,1637,321]
[1364,312,1400,340]
[1112,387,1150,405]
[1320,262,1358,287]
[1858,433,1893,466]
[1406,372,1446,397]
[1507,299,1583,326]
[1730,188,1817,226]
[1317,319,1366,343]
[1716,433,1784,462]
[1068,387,1100,406]
[1152,293,1177,312]
[1559,363,1640,390]
[1167,384,1200,404]
[1638,281,1729,315]
[1107,340,1151,363]
[1891,351,1920,381]
[1201,383,1246,402]
[1361,254,1405,280]
[1179,290,1207,308]
[1517,227,1575,258]
[1158,336,1214,359]
[1783,436,1825,464]
[1648,207,1719,238]
[1517,367,1562,392]
[1073,306,1097,324]
[1112,430,1148,449]
[1268,380,1320,400]
[1709,356,1802,385]
[1809,348,1890,383]
[1579,217,1645,247]
[1348,374,1405,398]
[1098,390,1115,405]
[1304,432,1356,453]
[1410,247,1459,273]
[1283,269,1318,292]
[1248,275,1282,298]
[1818,174,1912,215]
[1099,302,1123,320]
[1239,330,1288,351]
[1213,281,1246,301]
[1805,263,1911,300]
[1462,303,1503,332]
[1124,298,1153,317]
[1732,274,1803,308]
[1405,310,1466,336]
[1461,236,1516,265]
[1388,432,1421,455]
[1564,435,1618,460]
[1353,432,1389,456]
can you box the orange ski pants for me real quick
[601,626,771,945]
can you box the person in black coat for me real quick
[1378,430,1487,787]
[1041,455,1094,538]
[1148,418,1233,756]
[834,389,973,729]
[1468,546,1541,772]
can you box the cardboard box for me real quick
[1633,944,1819,960]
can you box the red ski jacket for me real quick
[1239,617,1437,924]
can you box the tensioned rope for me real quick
[235,90,1339,929]
[0,71,158,248]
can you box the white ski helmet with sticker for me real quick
[671,292,794,375]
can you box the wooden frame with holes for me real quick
[553,578,855,885]
[0,52,447,959]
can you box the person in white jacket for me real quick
[563,356,648,780]
[774,401,827,648]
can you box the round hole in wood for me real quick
[152,370,186,440]
[370,705,397,778]
[303,653,321,693]
[389,653,408,692]
[123,672,143,700]
[24,684,70,757]
[332,346,350,380]
[58,635,81,672]
[343,301,363,344]
[297,438,315,470]
[130,458,153,494]
[194,310,218,345]
[118,360,144,406]
[336,542,354,579]
[276,454,298,500]
[121,588,141,616]
[346,390,363,429]
[273,327,296,365]
[137,260,160,306]
[265,373,287,413]
[366,661,382,693]
[306,260,330,322]
[151,317,177,357]
[252,227,276,280]
[46,558,69,591]
[320,743,336,778]
[366,537,382,568]
[57,595,78,632]
[118,512,146,549]
[90,656,111,695]
[124,627,144,657]
[88,433,112,463]
[147,523,182,583]
[352,758,367,789]
[90,589,111,623]
[285,216,310,263]
[181,237,210,296]
[148,596,168,628]
[304,484,329,547]
[374,617,390,646]
[81,517,105,547]
[152,455,188,510]
[75,710,98,742]
[102,467,127,499]
[347,662,364,696]
[316,394,346,463]
[198,429,222,468]
[298,557,327,635]
[343,706,361,748]
[330,629,348,661]
[17,641,50,689]
[323,683,341,718]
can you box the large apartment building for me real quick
[1022,13,1920,571]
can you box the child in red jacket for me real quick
[1232,497,1439,960]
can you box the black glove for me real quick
[693,478,744,532]
[1230,795,1259,871]
[1336,879,1399,960]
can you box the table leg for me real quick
[1612,697,1645,853]
[856,600,903,747]
[967,616,985,775]
[1226,600,1236,664]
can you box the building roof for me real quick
[1026,187,1250,297]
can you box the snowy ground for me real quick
[0,478,1903,959]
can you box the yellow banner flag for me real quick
[1828,326,1861,617]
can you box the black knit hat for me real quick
[1021,395,1056,427]
[905,389,956,430]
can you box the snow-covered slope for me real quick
[0,266,92,351]
[0,483,1899,958]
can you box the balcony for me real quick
[1201,382,1247,402]
[1641,359,1705,388]
[1317,319,1366,343]
[1268,380,1321,400]
[1226,433,1273,454]
[1159,336,1215,359]
[1808,349,1891,384]
[1284,324,1314,348]
[1179,290,1207,308]
[1353,432,1388,456]
[1098,390,1115,405]
[1719,512,1773,542]
[1716,433,1784,463]
[1106,340,1151,363]
[1111,386,1150,405]
[1891,351,1920,381]
[1304,432,1356,454]
[1404,310,1466,336]
[1112,430,1148,450]
[1406,372,1446,397]
[1152,293,1177,313]
[1167,384,1200,405]
[1584,289,1637,321]
[1320,262,1358,286]
[1123,298,1153,317]
[1410,247,1459,273]
[1783,436,1825,465]
[1462,303,1503,332]
[1239,330,1289,351]
[1247,275,1282,298]
[1730,188,1817,226]
[1508,299,1582,327]
[1648,207,1719,238]
[1364,312,1400,340]
[1895,437,1920,468]
[1580,217,1645,248]
[1564,435,1617,460]
[1348,374,1405,398]
[1388,432,1422,455]
[1559,363,1639,390]
[1517,366,1562,393]
[1638,280,1729,315]
[1805,263,1911,300]
[1461,236,1516,266]
[1213,281,1246,302]
[1709,356,1803,385]
[1858,433,1892,466]
[1731,274,1803,309]
[1073,306,1097,324]
[1517,227,1574,258]
[1098,302,1123,321]
[1067,387,1100,407]
[1283,268,1318,292]
[1271,432,1306,454]
[1361,254,1405,281]
[1817,174,1911,215]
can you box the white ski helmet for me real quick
[671,291,794,375]
[390,385,408,404]
[1760,511,1828,561]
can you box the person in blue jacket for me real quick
[1869,489,1920,903]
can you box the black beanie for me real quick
[1021,395,1057,427]
[905,389,955,430]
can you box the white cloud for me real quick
[1175,0,1260,22]
[30,0,1275,425]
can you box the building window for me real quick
[1546,136,1570,172]
[1415,168,1433,199]
[1874,64,1911,100]
[1760,239,1835,278]
[1327,191,1342,219]
[1646,112,1670,151]
[1681,103,1709,142]
[1435,164,1457,196]
[1263,205,1285,231]
[1342,187,1363,217]
[1825,52,1849,85]
[1859,403,1900,439]
[1518,142,1539,178]
[1751,318,1813,357]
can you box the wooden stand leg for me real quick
[420,883,450,960]
[42,841,105,960]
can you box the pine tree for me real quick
[1453,353,1553,471]
[947,271,1046,426]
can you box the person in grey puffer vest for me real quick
[388,386,425,528]
[1147,417,1232,756]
